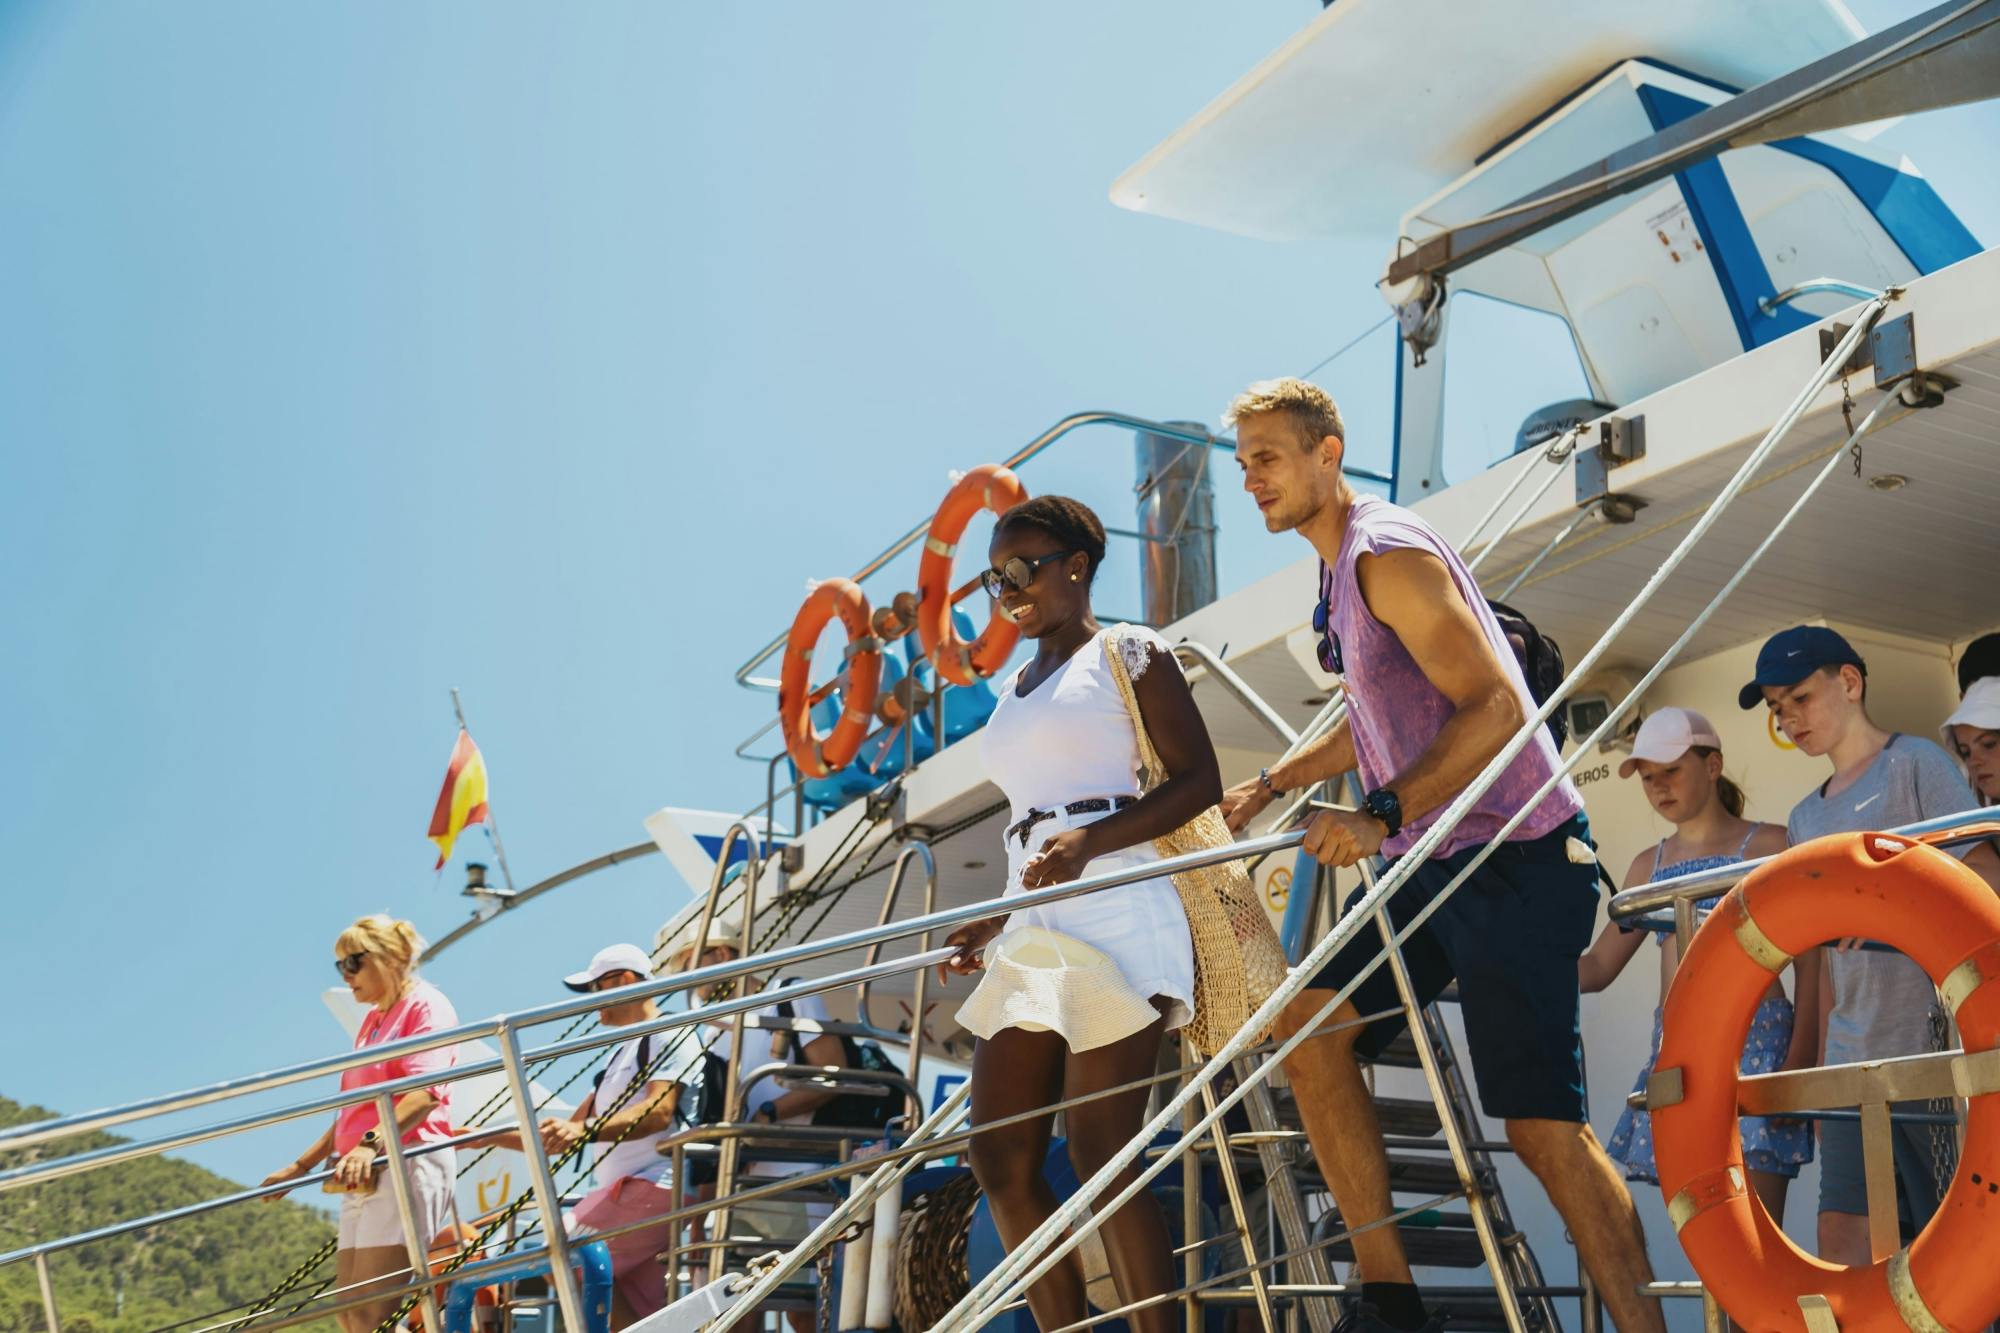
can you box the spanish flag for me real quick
[427,729,490,869]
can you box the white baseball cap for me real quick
[1941,676,2000,750]
[1618,707,1723,779]
[562,943,656,993]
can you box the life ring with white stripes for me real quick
[1653,826,2000,1333]
[778,578,884,779]
[916,463,1029,687]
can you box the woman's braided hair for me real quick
[996,495,1108,585]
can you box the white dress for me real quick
[976,625,1196,1032]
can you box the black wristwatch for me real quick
[754,1101,778,1124]
[1259,767,1285,798]
[1361,787,1404,839]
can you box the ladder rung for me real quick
[1270,1089,1443,1139]
[1320,1213,1490,1269]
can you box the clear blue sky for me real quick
[3,1,1994,1194]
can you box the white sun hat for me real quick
[953,926,1161,1053]
[1941,676,2000,750]
[1618,706,1724,779]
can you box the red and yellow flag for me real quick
[427,729,490,869]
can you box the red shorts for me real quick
[570,1175,682,1317]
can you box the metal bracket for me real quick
[1819,321,1874,377]
[1644,1065,1685,1112]
[1818,313,1920,392]
[1575,414,1646,506]
[1869,313,1919,389]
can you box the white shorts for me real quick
[337,1146,458,1252]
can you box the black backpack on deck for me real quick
[773,998,901,1133]
[1486,598,1569,749]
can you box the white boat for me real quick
[5,3,1999,1331]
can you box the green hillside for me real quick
[0,1096,337,1333]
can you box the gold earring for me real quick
[1070,573,1079,582]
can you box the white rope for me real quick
[1463,427,1581,575]
[932,298,1890,1331]
[1492,497,1603,603]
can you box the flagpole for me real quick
[450,687,519,897]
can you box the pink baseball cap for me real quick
[1619,707,1723,779]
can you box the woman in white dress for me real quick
[941,495,1217,1333]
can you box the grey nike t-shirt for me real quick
[1787,734,1981,1065]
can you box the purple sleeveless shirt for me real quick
[1323,495,1582,859]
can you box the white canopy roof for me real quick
[1109,0,1866,242]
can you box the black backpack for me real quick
[684,994,900,1147]
[772,998,902,1133]
[1486,598,1569,749]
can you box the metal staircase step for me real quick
[1270,1088,1442,1139]
[1318,1212,1493,1270]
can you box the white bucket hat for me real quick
[953,926,1160,1053]
[1618,706,1723,779]
[1941,676,2000,750]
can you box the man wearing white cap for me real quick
[532,943,696,1329]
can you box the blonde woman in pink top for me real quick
[263,915,460,1333]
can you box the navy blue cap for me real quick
[1738,626,1866,709]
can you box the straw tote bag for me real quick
[1102,626,1288,1053]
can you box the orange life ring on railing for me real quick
[1653,826,2000,1333]
[778,578,883,779]
[917,463,1029,687]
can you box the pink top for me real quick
[333,979,459,1155]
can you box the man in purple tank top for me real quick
[1219,379,1662,1333]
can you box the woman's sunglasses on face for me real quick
[335,951,369,979]
[1312,600,1344,675]
[980,550,1076,599]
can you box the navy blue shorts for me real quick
[1307,813,1599,1123]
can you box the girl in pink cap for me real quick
[1579,707,1813,1217]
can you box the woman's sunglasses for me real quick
[1312,600,1344,675]
[981,550,1076,599]
[335,951,370,978]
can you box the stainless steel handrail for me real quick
[0,948,955,1197]
[0,1129,503,1268]
[731,409,1397,691]
[0,826,1303,1163]
[734,413,1224,691]
[1605,808,1998,920]
[1758,277,1879,315]
[1172,641,1301,748]
[425,838,663,963]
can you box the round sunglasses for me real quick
[980,549,1077,599]
[334,951,370,978]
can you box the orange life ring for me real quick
[917,463,1029,687]
[778,578,883,779]
[1653,827,2000,1333]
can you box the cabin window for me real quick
[1440,292,1596,484]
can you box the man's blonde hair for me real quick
[1224,378,1345,450]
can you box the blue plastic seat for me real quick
[797,653,920,813]
[904,607,998,749]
